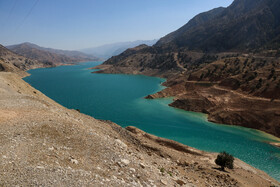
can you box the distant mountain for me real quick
[81,39,158,60]
[0,44,54,73]
[7,42,99,64]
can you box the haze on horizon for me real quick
[0,0,233,50]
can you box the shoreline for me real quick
[169,104,280,148]
[25,62,280,147]
[170,103,280,149]
[93,64,280,140]
[269,142,280,148]
[18,62,280,183]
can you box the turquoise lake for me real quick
[24,61,280,181]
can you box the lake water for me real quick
[24,61,280,181]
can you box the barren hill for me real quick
[0,44,54,76]
[7,42,99,64]
[156,0,280,51]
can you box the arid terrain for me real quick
[0,44,55,72]
[7,42,99,65]
[1,0,280,185]
[0,43,279,186]
[1,64,280,186]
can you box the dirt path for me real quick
[182,79,279,102]
[174,53,188,71]
[213,85,280,102]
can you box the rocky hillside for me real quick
[0,68,279,186]
[156,0,280,51]
[0,44,54,75]
[100,0,280,76]
[7,42,99,64]
[93,0,280,138]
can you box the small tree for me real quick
[215,151,234,171]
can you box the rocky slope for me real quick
[156,0,280,51]
[93,0,280,138]
[98,0,280,75]
[7,42,99,64]
[0,64,279,186]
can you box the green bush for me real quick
[215,151,234,171]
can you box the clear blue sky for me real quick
[0,0,233,50]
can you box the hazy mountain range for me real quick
[7,42,99,64]
[80,39,158,60]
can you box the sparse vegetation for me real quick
[215,152,234,171]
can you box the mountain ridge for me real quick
[0,44,54,76]
[156,0,280,52]
[7,42,100,64]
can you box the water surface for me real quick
[24,62,280,181]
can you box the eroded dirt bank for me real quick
[145,81,280,138]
